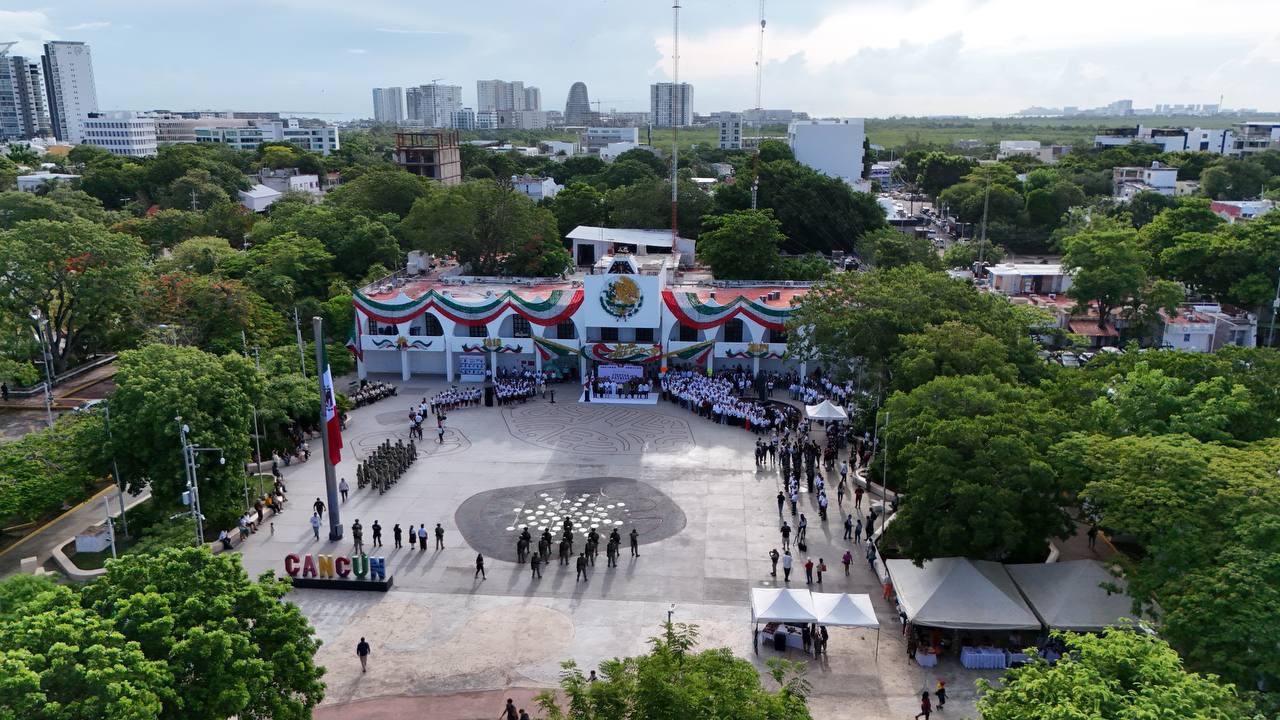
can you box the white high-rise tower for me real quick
[42,41,99,143]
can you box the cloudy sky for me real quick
[5,0,1279,118]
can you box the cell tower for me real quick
[671,0,681,247]
[752,0,766,210]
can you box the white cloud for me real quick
[375,27,450,35]
[1,10,57,55]
[346,48,367,55]
[69,21,113,30]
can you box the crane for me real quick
[590,100,622,118]
[751,0,766,210]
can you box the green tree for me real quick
[1200,159,1269,200]
[0,412,107,524]
[547,181,606,237]
[882,375,1073,561]
[1125,190,1178,228]
[536,623,811,720]
[108,345,256,529]
[857,228,940,270]
[1137,201,1223,274]
[1061,228,1149,328]
[249,202,399,282]
[1159,213,1280,314]
[0,154,17,189]
[79,547,326,720]
[757,139,794,164]
[548,155,607,186]
[613,148,667,174]
[113,209,207,254]
[78,160,147,209]
[977,628,1245,720]
[1086,361,1254,443]
[917,152,977,197]
[325,168,432,218]
[0,577,170,720]
[162,169,230,210]
[220,232,336,308]
[165,236,236,275]
[0,219,148,373]
[890,321,1018,392]
[697,210,785,280]
[401,180,568,276]
[941,240,1005,268]
[938,181,1023,226]
[606,179,711,240]
[598,159,658,189]
[0,191,79,227]
[141,273,285,355]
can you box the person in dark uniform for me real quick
[356,637,371,672]
[371,521,382,547]
[392,523,402,548]
[629,528,639,556]
[351,519,363,554]
[576,552,589,581]
[475,553,486,579]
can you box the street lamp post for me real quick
[177,417,225,547]
[29,309,54,428]
[103,403,128,536]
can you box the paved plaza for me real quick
[237,377,1001,719]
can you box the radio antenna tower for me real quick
[671,0,681,247]
[751,0,766,210]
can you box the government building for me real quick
[350,241,812,384]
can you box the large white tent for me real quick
[811,592,879,628]
[885,558,1041,630]
[751,588,817,624]
[1006,560,1139,632]
[804,400,848,421]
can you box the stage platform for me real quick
[577,392,659,406]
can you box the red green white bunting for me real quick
[661,289,790,331]
[583,343,664,364]
[533,336,579,361]
[354,288,584,327]
[665,339,716,363]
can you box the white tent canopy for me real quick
[1006,560,1138,632]
[885,558,1041,630]
[751,588,817,623]
[811,592,879,628]
[805,400,848,421]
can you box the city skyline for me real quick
[4,0,1280,119]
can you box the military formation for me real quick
[355,438,417,494]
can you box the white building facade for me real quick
[372,87,403,124]
[787,118,866,186]
[650,83,693,127]
[42,41,99,144]
[81,111,158,157]
[512,175,560,202]
[194,119,340,155]
[714,111,743,150]
[406,84,463,128]
[1113,162,1178,199]
[349,257,805,383]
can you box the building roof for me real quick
[987,263,1065,277]
[1068,319,1119,337]
[567,226,691,250]
[239,184,282,200]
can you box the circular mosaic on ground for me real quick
[455,477,686,562]
[502,404,695,455]
[350,427,471,460]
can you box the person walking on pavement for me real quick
[915,690,932,719]
[339,477,350,502]
[780,521,791,551]
[1087,524,1099,549]
[356,637,371,673]
[434,523,445,550]
[776,490,785,517]
[816,558,826,584]
[854,517,862,545]
[310,512,321,540]
[475,553,486,579]
[804,557,814,585]
[935,680,947,710]
[313,497,325,518]
[530,552,542,578]
[866,542,878,573]
[576,552,589,582]
[769,548,780,577]
[351,519,364,554]
[842,549,852,575]
[418,524,428,551]
[629,528,639,556]
[371,521,382,548]
[854,485,864,509]
[408,524,417,550]
[782,550,793,582]
[843,513,854,540]
[501,698,518,720]
[798,513,808,543]
[393,523,402,548]
[789,488,799,515]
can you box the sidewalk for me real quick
[0,483,150,580]
[0,362,117,412]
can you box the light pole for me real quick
[29,309,54,427]
[178,417,225,547]
[103,403,128,536]
[667,603,676,625]
[245,345,266,501]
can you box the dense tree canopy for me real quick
[248,200,399,282]
[697,209,788,280]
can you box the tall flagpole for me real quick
[313,316,343,541]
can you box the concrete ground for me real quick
[235,376,1003,719]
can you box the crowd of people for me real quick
[659,370,799,433]
[495,377,538,404]
[350,380,397,408]
[586,375,653,400]
[426,387,482,415]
